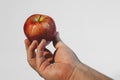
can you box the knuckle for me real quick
[27,59,31,64]
[27,59,34,67]
[27,58,32,63]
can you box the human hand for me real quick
[24,32,80,80]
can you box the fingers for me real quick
[36,39,47,58]
[36,39,48,69]
[36,39,54,72]
[25,39,53,73]
[27,40,38,59]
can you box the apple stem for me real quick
[38,15,41,22]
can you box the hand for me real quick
[24,33,80,80]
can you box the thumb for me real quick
[53,32,64,49]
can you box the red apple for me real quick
[24,14,56,43]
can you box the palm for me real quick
[43,62,74,80]
[38,45,79,80]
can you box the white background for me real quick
[0,0,120,80]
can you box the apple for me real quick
[24,14,56,43]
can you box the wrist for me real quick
[69,62,113,80]
[69,62,83,80]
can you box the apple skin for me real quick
[24,14,56,43]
